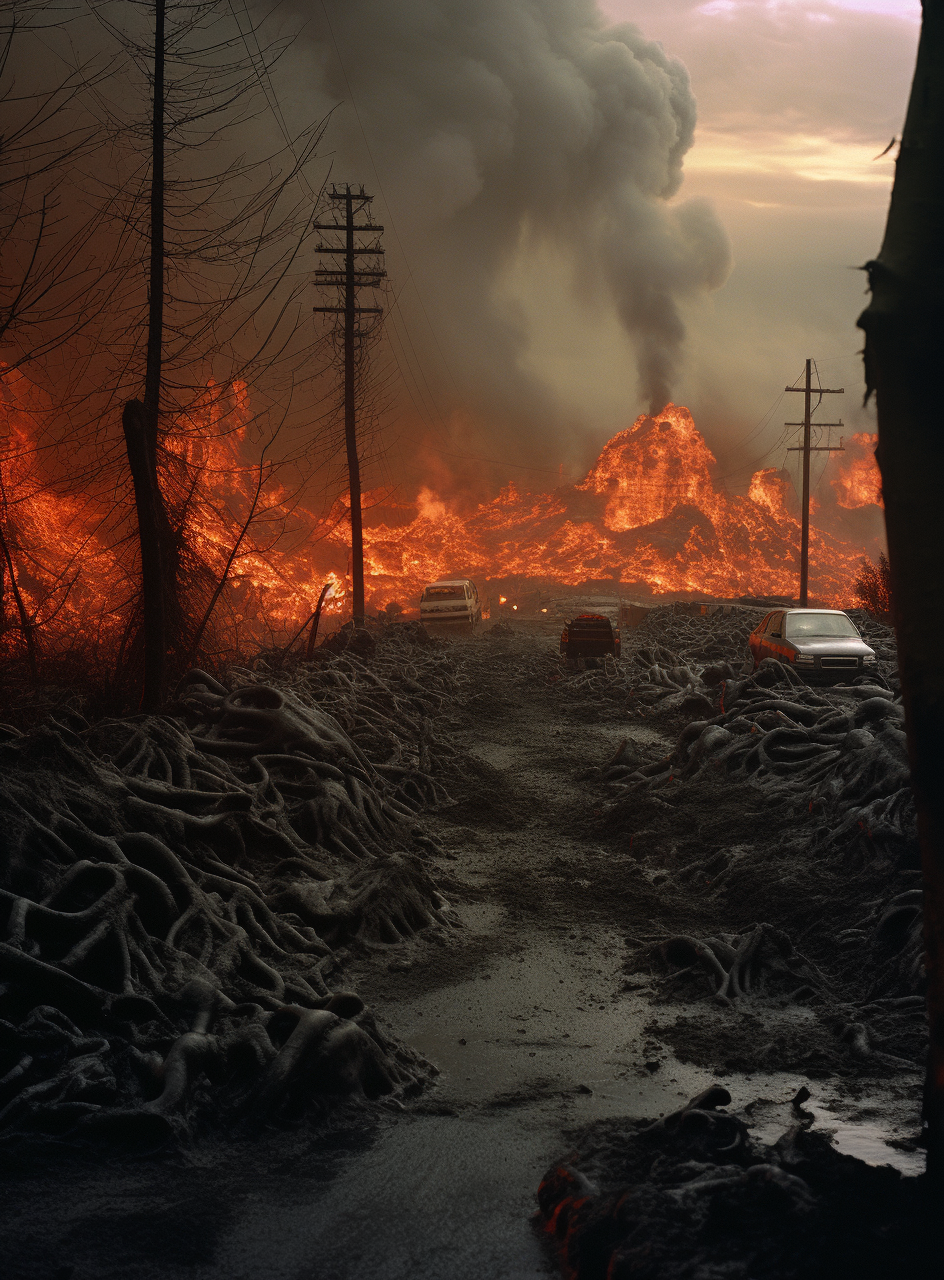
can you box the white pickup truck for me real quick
[419,578,482,629]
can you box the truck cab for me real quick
[560,613,621,664]
[419,578,482,630]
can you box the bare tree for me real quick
[0,4,118,669]
[76,0,330,705]
[0,4,118,369]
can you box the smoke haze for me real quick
[285,0,732,492]
[598,1,917,501]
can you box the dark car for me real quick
[748,608,876,679]
[560,613,621,664]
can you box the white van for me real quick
[419,578,482,629]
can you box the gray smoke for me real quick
[287,0,731,481]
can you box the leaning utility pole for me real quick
[785,359,844,606]
[313,185,385,624]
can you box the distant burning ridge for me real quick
[353,405,883,609]
[0,374,883,652]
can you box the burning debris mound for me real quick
[551,606,923,1077]
[0,625,459,1144]
[355,406,884,610]
[0,376,884,656]
[537,1087,932,1280]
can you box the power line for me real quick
[315,0,561,479]
[785,358,844,606]
[312,183,386,620]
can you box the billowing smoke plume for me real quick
[287,0,730,482]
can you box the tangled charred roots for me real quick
[642,924,825,1005]
[0,649,457,1143]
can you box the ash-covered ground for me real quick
[0,612,933,1280]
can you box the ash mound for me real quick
[548,605,922,1077]
[538,1086,935,1280]
[0,625,460,1145]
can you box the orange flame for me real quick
[831,432,881,508]
[578,403,723,530]
[349,404,884,609]
[0,374,886,662]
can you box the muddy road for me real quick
[2,626,923,1280]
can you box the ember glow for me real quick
[1,374,882,659]
[0,369,347,657]
[831,431,882,509]
[345,405,883,610]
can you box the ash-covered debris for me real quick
[545,604,765,720]
[252,619,468,812]
[0,624,460,1145]
[545,606,924,1076]
[537,1086,935,1280]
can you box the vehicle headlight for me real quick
[793,654,816,667]
[863,653,877,663]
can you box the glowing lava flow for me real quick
[349,405,883,610]
[1,374,883,658]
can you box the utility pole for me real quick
[312,185,385,624]
[785,359,844,607]
[124,0,168,712]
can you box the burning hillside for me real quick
[348,405,884,610]
[0,376,882,671]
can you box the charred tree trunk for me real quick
[122,400,165,710]
[122,0,179,709]
[305,580,335,659]
[857,0,944,1179]
[0,519,37,679]
[144,0,166,442]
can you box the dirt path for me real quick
[2,629,922,1280]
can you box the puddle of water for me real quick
[806,1103,925,1177]
[742,1094,924,1179]
[391,931,808,1116]
[386,924,927,1182]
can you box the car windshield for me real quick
[423,586,464,600]
[785,612,858,638]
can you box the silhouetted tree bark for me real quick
[92,0,328,700]
[857,0,944,1180]
[138,0,174,707]
[305,579,335,659]
[122,399,166,710]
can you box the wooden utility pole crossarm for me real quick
[784,359,844,606]
[312,185,386,625]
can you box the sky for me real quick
[586,0,920,489]
[285,1,920,500]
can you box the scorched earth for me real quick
[0,609,929,1280]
